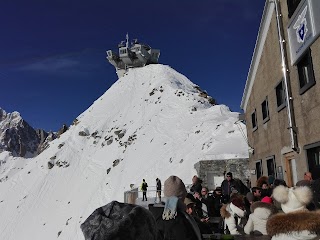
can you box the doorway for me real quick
[285,154,298,187]
[206,172,224,191]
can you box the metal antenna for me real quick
[126,33,129,48]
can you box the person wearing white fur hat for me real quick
[220,196,246,235]
[267,185,320,240]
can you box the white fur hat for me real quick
[272,185,313,213]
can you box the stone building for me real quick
[241,0,320,186]
[194,158,249,191]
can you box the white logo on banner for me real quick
[293,6,308,43]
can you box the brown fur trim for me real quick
[250,201,278,215]
[267,210,320,236]
[256,176,268,188]
[220,204,231,218]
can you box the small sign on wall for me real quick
[250,169,256,175]
[287,0,320,65]
[278,166,284,180]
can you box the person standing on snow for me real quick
[141,179,148,201]
[156,178,162,203]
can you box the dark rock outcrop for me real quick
[0,108,56,157]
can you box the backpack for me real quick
[141,182,148,191]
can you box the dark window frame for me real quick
[298,49,316,95]
[275,79,287,112]
[287,0,302,18]
[251,109,258,132]
[304,141,320,180]
[266,155,276,178]
[256,160,263,180]
[261,97,270,123]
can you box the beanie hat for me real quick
[163,175,187,199]
[226,172,233,177]
[184,197,195,207]
[246,192,254,202]
[261,196,273,204]
[272,185,312,213]
[81,201,157,240]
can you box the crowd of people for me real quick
[80,172,320,240]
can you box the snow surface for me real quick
[0,108,22,128]
[0,64,248,240]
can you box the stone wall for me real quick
[194,158,250,190]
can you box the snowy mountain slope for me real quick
[0,64,248,240]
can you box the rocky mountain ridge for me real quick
[0,108,67,157]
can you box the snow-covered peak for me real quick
[0,108,51,157]
[0,109,23,129]
[0,64,248,240]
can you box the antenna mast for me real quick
[126,33,129,48]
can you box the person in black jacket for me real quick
[141,179,148,201]
[221,172,249,202]
[156,178,162,203]
[212,187,223,217]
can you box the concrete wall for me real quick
[244,1,320,186]
[194,158,250,191]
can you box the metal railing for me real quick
[124,184,193,204]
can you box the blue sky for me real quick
[0,0,265,131]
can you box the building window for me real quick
[304,142,320,180]
[251,109,257,131]
[266,156,276,178]
[261,98,270,123]
[275,80,286,111]
[256,160,262,180]
[120,49,127,54]
[298,49,316,95]
[287,0,302,18]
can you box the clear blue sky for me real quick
[0,0,265,132]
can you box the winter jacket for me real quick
[267,210,320,240]
[149,202,201,240]
[212,194,223,217]
[141,182,148,191]
[244,201,277,235]
[201,196,215,217]
[190,181,202,194]
[220,203,245,235]
[221,178,249,199]
[156,179,162,191]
